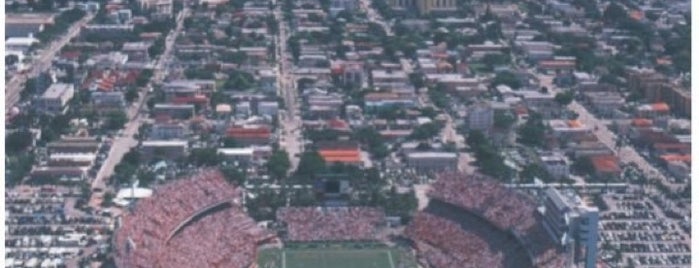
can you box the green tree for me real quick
[6,130,33,154]
[104,111,128,130]
[572,156,595,177]
[493,110,516,130]
[409,122,443,141]
[353,127,389,159]
[491,71,522,89]
[295,151,326,178]
[267,150,291,179]
[220,165,246,185]
[517,114,546,147]
[125,87,139,103]
[603,3,627,24]
[554,91,574,106]
[520,164,553,183]
[221,137,239,147]
[188,148,220,167]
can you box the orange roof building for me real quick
[631,118,653,128]
[589,155,621,178]
[659,154,691,165]
[318,149,362,165]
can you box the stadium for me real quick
[113,170,277,268]
[113,169,571,268]
[404,172,570,268]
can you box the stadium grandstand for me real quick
[114,170,277,268]
[277,206,385,242]
[405,172,570,268]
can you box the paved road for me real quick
[536,74,682,191]
[275,3,303,171]
[88,10,188,208]
[358,0,393,36]
[6,13,95,111]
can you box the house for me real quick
[236,102,252,117]
[153,104,195,119]
[37,83,75,115]
[122,42,152,62]
[6,37,39,53]
[549,120,592,141]
[91,92,126,114]
[540,151,569,179]
[150,122,188,140]
[30,166,87,182]
[217,147,256,165]
[371,69,410,89]
[406,152,458,173]
[636,102,671,119]
[364,92,416,111]
[48,153,96,167]
[589,155,621,179]
[567,141,614,158]
[163,80,216,99]
[518,90,558,118]
[6,13,55,38]
[257,101,279,118]
[140,140,189,161]
[47,137,100,154]
[582,91,624,118]
[226,126,272,145]
[538,59,576,74]
[83,24,135,38]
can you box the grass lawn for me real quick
[258,244,417,268]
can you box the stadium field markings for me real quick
[282,250,286,268]
[258,246,413,268]
[387,250,395,268]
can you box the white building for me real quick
[539,151,569,179]
[542,188,599,268]
[257,101,279,117]
[140,140,189,161]
[406,152,458,173]
[6,37,39,53]
[217,148,255,165]
[37,83,75,114]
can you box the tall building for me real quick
[467,102,494,133]
[388,0,457,15]
[542,188,599,268]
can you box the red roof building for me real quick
[589,155,621,179]
[226,126,271,145]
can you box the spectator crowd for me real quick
[420,172,569,268]
[405,212,505,268]
[428,172,538,233]
[277,207,385,242]
[115,170,275,268]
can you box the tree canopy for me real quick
[267,150,291,179]
[517,113,546,148]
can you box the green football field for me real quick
[258,245,417,268]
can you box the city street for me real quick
[88,9,188,208]
[6,13,96,111]
[275,3,303,171]
[535,73,683,191]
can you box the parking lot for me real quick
[598,194,690,267]
[5,186,113,267]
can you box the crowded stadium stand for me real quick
[277,207,385,242]
[114,170,276,268]
[406,172,570,268]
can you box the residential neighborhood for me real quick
[4,0,692,267]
